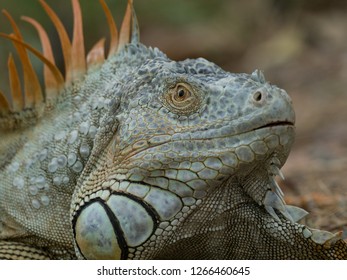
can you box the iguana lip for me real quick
[123,121,295,161]
[255,121,294,130]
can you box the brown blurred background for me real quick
[1,0,347,234]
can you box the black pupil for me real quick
[178,89,185,97]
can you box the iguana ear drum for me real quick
[73,194,157,259]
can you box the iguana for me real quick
[0,0,346,260]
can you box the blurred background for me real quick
[1,0,347,235]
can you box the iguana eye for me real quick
[164,82,201,115]
[174,85,191,102]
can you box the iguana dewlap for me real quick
[0,0,346,260]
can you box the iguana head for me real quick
[71,37,295,259]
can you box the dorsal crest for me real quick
[0,0,139,130]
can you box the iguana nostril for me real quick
[253,91,263,102]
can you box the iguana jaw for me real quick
[116,122,295,166]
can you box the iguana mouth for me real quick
[121,121,295,162]
[255,121,294,130]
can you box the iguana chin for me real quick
[0,0,346,260]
